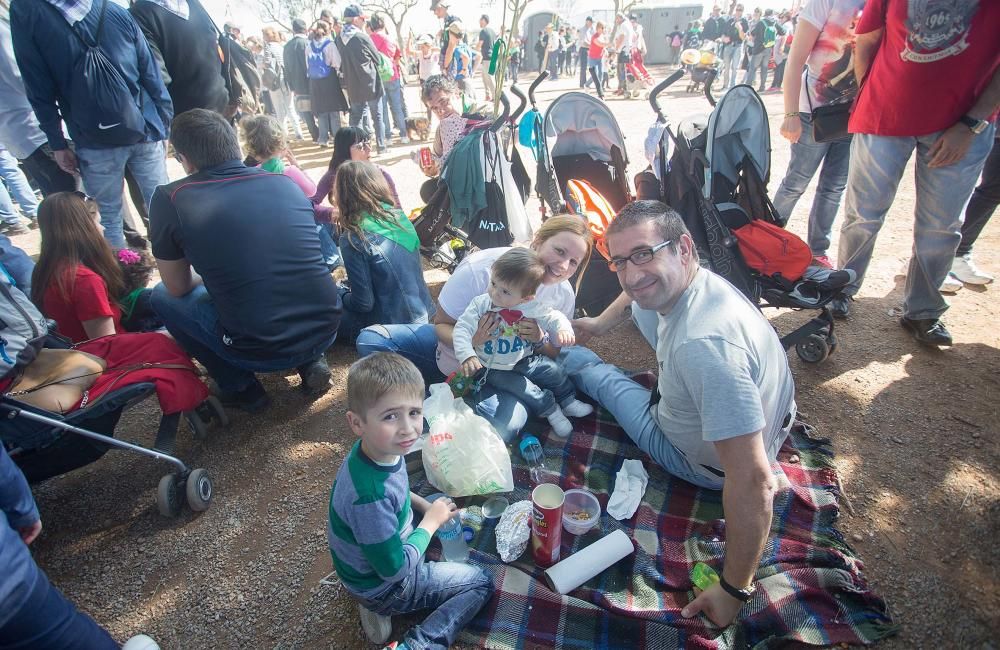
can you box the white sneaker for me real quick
[940,274,964,294]
[399,134,410,144]
[547,408,574,437]
[950,254,994,285]
[122,635,160,650]
[561,399,594,418]
[359,604,392,644]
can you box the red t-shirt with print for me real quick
[42,264,122,343]
[849,0,1000,137]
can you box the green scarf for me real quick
[360,204,419,253]
[261,156,285,174]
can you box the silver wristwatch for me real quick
[959,115,990,135]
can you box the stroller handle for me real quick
[489,92,511,132]
[528,71,549,106]
[704,69,719,107]
[510,85,528,122]
[649,69,686,121]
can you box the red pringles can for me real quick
[531,483,565,567]
[419,146,433,170]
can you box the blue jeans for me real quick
[0,234,34,296]
[382,79,407,139]
[772,113,852,256]
[482,355,576,418]
[720,43,743,89]
[76,141,167,249]
[560,345,724,490]
[150,283,335,393]
[354,323,530,442]
[0,571,116,649]
[349,99,385,149]
[743,51,768,91]
[0,148,38,224]
[315,111,342,146]
[355,560,492,650]
[838,125,997,320]
[317,223,340,267]
[587,57,603,89]
[578,46,590,87]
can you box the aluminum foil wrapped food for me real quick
[495,500,533,563]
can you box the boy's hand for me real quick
[427,497,459,527]
[555,330,576,347]
[461,356,484,378]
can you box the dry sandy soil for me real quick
[8,67,997,649]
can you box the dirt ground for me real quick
[8,66,998,649]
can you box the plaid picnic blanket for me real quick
[410,373,898,649]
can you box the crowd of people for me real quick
[0,0,998,648]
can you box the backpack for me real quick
[762,22,777,48]
[261,47,283,91]
[0,264,48,380]
[376,51,394,82]
[731,220,811,282]
[54,0,146,146]
[307,40,332,79]
[671,33,682,47]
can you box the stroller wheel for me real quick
[796,334,830,364]
[206,396,230,428]
[157,473,182,517]
[185,468,213,512]
[185,410,209,440]
[827,332,839,355]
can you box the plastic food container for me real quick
[561,489,601,535]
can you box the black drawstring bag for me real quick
[466,180,514,250]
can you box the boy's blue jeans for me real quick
[481,354,577,418]
[354,560,492,650]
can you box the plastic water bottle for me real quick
[519,434,546,484]
[436,516,469,563]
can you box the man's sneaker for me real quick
[561,399,594,418]
[383,642,409,650]
[1,222,29,236]
[122,635,160,650]
[298,356,331,392]
[547,408,574,437]
[359,604,392,644]
[900,316,952,347]
[399,134,410,145]
[830,295,853,319]
[939,274,964,294]
[27,219,39,230]
[950,254,994,285]
[216,380,271,413]
[811,255,834,269]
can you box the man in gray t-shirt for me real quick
[562,201,795,629]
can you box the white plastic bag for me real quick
[422,383,515,497]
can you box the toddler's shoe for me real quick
[562,399,594,418]
[547,408,574,437]
[359,604,392,644]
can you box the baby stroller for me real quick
[412,90,533,273]
[681,44,721,94]
[641,73,846,363]
[1,310,226,517]
[531,75,633,316]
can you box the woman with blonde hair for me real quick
[356,214,594,441]
[332,161,434,341]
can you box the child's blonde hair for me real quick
[240,114,286,161]
[491,248,545,297]
[347,353,424,418]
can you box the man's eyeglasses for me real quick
[607,240,673,272]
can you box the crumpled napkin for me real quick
[607,459,649,520]
[495,500,532,562]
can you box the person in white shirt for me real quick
[576,16,595,88]
[612,13,634,94]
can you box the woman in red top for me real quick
[587,22,608,92]
[31,192,126,343]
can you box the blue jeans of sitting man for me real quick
[838,124,997,320]
[349,99,385,150]
[355,323,533,443]
[354,560,493,650]
[0,147,39,226]
[75,141,167,249]
[481,355,576,418]
[772,112,852,257]
[150,284,335,393]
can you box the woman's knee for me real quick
[355,325,394,357]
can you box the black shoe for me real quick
[125,234,149,250]
[830,295,853,319]
[298,356,331,392]
[1,222,29,236]
[216,380,271,413]
[900,317,952,347]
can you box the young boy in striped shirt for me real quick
[327,352,493,649]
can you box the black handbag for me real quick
[808,97,851,143]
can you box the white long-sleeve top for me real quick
[453,294,572,371]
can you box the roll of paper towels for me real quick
[543,529,635,595]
